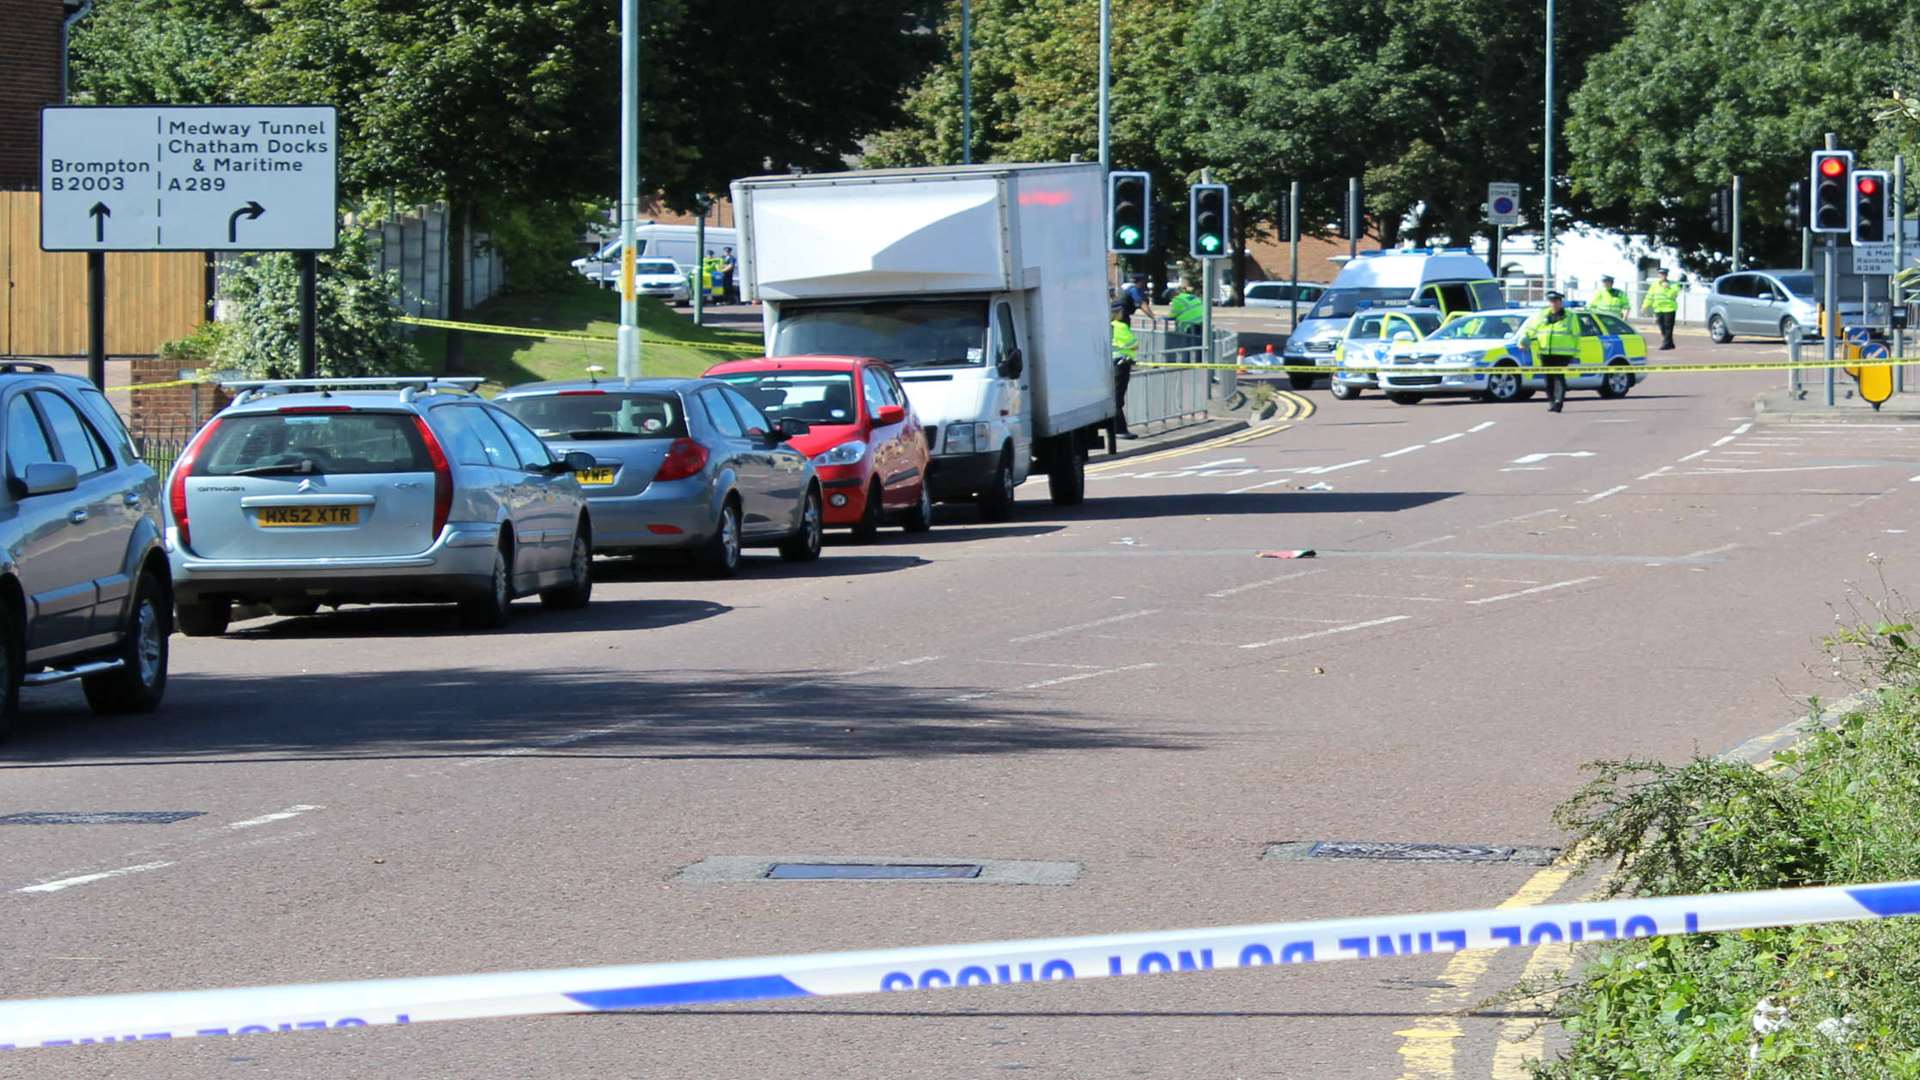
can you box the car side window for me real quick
[700,388,744,438]
[993,300,1020,368]
[1598,314,1635,337]
[721,387,772,437]
[490,408,553,470]
[861,368,891,417]
[431,405,494,467]
[1718,275,1750,298]
[1248,285,1276,301]
[1576,314,1603,337]
[883,368,911,408]
[77,388,136,465]
[33,391,109,475]
[6,395,57,482]
[1353,315,1382,338]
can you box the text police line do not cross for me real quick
[39,104,339,253]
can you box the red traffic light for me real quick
[1858,176,1880,195]
[1820,156,1846,177]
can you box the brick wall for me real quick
[0,0,63,189]
[127,356,228,442]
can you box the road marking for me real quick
[1205,569,1323,598]
[1711,435,1737,447]
[1227,478,1293,495]
[1239,615,1410,650]
[1192,457,1247,469]
[1578,485,1629,504]
[1463,576,1601,606]
[1677,449,1710,462]
[1398,534,1457,551]
[1469,421,1496,433]
[1306,458,1373,475]
[1382,445,1426,458]
[947,661,1159,702]
[1636,465,1673,480]
[1509,451,1593,465]
[1682,543,1741,559]
[1007,610,1159,644]
[1675,463,1877,476]
[17,861,174,894]
[1733,422,1753,435]
[225,805,323,831]
[1429,432,1466,444]
[1769,514,1826,536]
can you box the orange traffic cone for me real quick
[1236,345,1248,373]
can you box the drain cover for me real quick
[765,863,983,881]
[0,811,205,826]
[1264,840,1559,866]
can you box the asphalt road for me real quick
[5,336,1917,1079]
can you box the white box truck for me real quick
[731,162,1114,517]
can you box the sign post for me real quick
[40,104,339,384]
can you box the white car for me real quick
[589,257,692,305]
[1243,280,1327,309]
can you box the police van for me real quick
[1281,249,1501,390]
[573,224,741,286]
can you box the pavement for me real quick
[5,330,1918,1079]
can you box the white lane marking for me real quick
[1510,451,1594,464]
[1677,449,1710,462]
[1682,543,1741,559]
[947,662,1160,702]
[1769,515,1827,536]
[226,805,323,831]
[17,861,174,894]
[1675,463,1878,476]
[1008,610,1159,644]
[1636,466,1674,481]
[1469,421,1497,433]
[1228,478,1293,495]
[745,656,943,699]
[1733,423,1753,435]
[1239,615,1411,650]
[1206,569,1324,598]
[1579,485,1629,504]
[1499,467,1549,472]
[1398,534,1457,551]
[1909,474,1920,483]
[1711,435,1737,447]
[1192,457,1247,469]
[1714,450,1764,456]
[1381,445,1425,458]
[1429,432,1466,444]
[1306,459,1373,475]
[975,660,1108,670]
[1462,576,1601,606]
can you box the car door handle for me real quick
[68,509,88,525]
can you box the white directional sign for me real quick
[1852,242,1895,275]
[1486,182,1522,226]
[39,105,338,252]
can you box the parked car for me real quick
[1329,306,1444,401]
[492,378,822,577]
[0,362,170,734]
[703,357,932,538]
[1706,269,1820,343]
[166,378,596,635]
[1243,280,1328,309]
[592,257,692,305]
[1376,308,1647,404]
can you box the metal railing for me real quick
[1119,327,1234,433]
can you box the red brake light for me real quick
[654,437,709,482]
[411,416,453,542]
[1820,157,1845,177]
[168,418,223,552]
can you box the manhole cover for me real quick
[765,863,983,881]
[1264,840,1559,866]
[0,811,205,826]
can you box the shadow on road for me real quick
[602,553,930,582]
[1016,491,1459,522]
[221,597,731,640]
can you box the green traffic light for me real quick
[1117,226,1141,246]
[1200,235,1221,253]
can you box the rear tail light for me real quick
[654,437,709,482]
[411,416,454,542]
[168,418,224,552]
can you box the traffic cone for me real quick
[1236,345,1248,373]
[1264,343,1279,370]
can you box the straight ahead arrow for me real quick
[88,202,110,243]
[227,200,265,244]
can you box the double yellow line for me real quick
[1088,391,1312,474]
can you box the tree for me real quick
[68,0,264,106]
[213,231,420,380]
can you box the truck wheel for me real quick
[1047,441,1086,507]
[175,599,231,637]
[1288,371,1315,390]
[84,569,170,715]
[977,448,1016,522]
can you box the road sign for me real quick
[40,105,338,252]
[1486,182,1521,226]
[1853,241,1896,274]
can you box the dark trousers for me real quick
[1114,360,1133,432]
[1541,354,1572,408]
[1656,311,1676,348]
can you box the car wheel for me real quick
[977,448,1016,522]
[83,570,170,715]
[459,543,515,628]
[1046,442,1085,507]
[1484,365,1523,404]
[1329,379,1360,401]
[902,482,936,530]
[175,598,231,637]
[1709,314,1733,344]
[1386,392,1422,406]
[850,480,884,542]
[780,486,824,561]
[540,528,595,609]
[695,499,742,578]
[1287,371,1316,390]
[1598,362,1634,399]
[1780,316,1799,341]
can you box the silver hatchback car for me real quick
[166,378,597,635]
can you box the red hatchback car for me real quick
[704,356,933,537]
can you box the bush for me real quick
[213,228,419,379]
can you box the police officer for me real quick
[1166,278,1204,358]
[1111,300,1138,438]
[1589,274,1630,318]
[1640,267,1681,350]
[1523,290,1579,413]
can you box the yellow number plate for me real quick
[258,505,360,527]
[577,467,617,486]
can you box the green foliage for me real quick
[1538,623,1920,1077]
[156,320,230,373]
[68,0,263,105]
[213,230,419,380]
[480,201,600,294]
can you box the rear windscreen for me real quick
[496,393,688,439]
[195,412,431,476]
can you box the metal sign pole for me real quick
[1543,0,1556,290]
[616,0,642,378]
[298,252,317,379]
[1896,154,1907,391]
[86,251,105,388]
[1347,177,1359,260]
[693,202,707,327]
[1287,179,1301,332]
[1202,167,1215,368]
[1825,234,1838,407]
[1097,0,1109,170]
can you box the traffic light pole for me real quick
[1896,154,1907,389]
[1730,175,1742,273]
[1347,177,1360,260]
[1287,179,1301,332]
[1201,168,1215,369]
[1825,132,1837,407]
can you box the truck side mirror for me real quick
[998,347,1024,379]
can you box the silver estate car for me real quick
[166,378,596,635]
[0,363,170,735]
[492,378,822,577]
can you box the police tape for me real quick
[1143,355,1920,376]
[4,878,1919,1051]
[393,316,762,353]
[102,378,212,393]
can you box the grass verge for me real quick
[408,278,762,390]
[1533,618,1920,1077]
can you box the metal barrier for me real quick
[1119,327,1235,434]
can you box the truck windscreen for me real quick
[773,302,989,369]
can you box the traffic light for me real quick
[1275,191,1292,243]
[1810,150,1853,234]
[1785,179,1805,233]
[1190,183,1229,258]
[1338,179,1364,240]
[1852,170,1889,244]
[1108,171,1151,255]
[1709,188,1729,236]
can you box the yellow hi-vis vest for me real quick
[1111,319,1138,361]
[1523,311,1579,358]
[1642,280,1681,314]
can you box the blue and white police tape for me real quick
[5,879,1919,1050]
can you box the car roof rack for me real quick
[0,360,58,375]
[225,376,484,406]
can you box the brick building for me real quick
[0,0,73,188]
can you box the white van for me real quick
[1279,249,1500,389]
[572,224,741,284]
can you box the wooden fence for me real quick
[0,191,208,357]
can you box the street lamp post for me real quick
[961,0,972,165]
[1097,0,1110,170]
[616,0,642,378]
[1543,0,1555,291]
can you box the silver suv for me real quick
[0,362,170,737]
[167,378,597,635]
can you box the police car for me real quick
[1329,307,1444,401]
[1376,307,1648,404]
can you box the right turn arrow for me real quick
[227,200,265,243]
